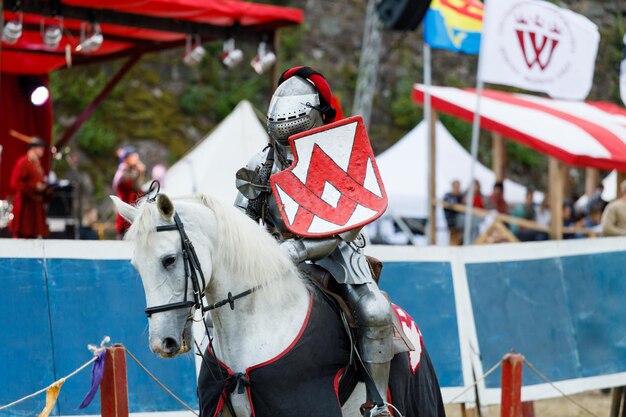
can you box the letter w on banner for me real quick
[480,0,599,100]
[271,116,387,238]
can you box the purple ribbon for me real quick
[78,350,106,409]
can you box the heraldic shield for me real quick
[270,115,388,238]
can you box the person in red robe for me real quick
[112,146,145,238]
[9,137,50,238]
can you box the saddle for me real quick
[298,258,415,356]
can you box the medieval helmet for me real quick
[267,66,337,145]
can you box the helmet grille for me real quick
[268,115,316,144]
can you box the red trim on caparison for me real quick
[333,367,346,408]
[246,291,314,372]
[204,347,235,417]
[243,292,313,417]
[412,86,626,171]
[387,387,394,416]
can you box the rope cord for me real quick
[446,360,502,405]
[124,348,198,416]
[522,358,601,417]
[0,356,97,411]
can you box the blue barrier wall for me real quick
[5,238,626,411]
[380,261,463,388]
[466,251,626,389]
[0,257,197,416]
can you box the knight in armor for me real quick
[235,66,393,417]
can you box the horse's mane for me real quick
[125,194,302,304]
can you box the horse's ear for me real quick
[156,194,174,220]
[110,195,138,224]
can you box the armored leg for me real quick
[339,282,393,416]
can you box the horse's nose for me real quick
[162,337,179,355]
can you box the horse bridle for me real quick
[145,212,207,317]
[144,186,262,318]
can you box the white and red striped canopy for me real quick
[412,85,626,171]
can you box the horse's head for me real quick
[112,193,215,358]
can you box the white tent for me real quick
[376,120,534,219]
[162,100,268,204]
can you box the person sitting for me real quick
[510,188,538,241]
[488,181,508,214]
[443,180,463,245]
[601,180,626,237]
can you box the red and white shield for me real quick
[270,116,388,238]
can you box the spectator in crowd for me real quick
[567,210,588,239]
[488,181,508,213]
[462,179,485,243]
[443,180,464,245]
[8,137,50,238]
[534,195,551,241]
[510,188,538,241]
[536,195,551,228]
[465,179,485,209]
[586,202,604,234]
[112,146,145,238]
[562,201,574,228]
[601,180,626,236]
[587,182,608,214]
[79,206,99,240]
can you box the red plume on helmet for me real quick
[277,66,338,124]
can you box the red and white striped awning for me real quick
[412,85,626,171]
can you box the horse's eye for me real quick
[161,255,177,269]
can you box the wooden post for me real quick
[548,158,565,240]
[101,344,129,417]
[501,354,524,417]
[585,168,599,198]
[617,172,626,199]
[492,132,507,182]
[428,110,438,245]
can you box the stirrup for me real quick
[360,402,391,417]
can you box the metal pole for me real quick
[424,42,435,245]
[462,77,484,245]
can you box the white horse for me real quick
[112,193,444,417]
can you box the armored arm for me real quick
[279,226,364,264]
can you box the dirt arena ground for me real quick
[444,390,611,417]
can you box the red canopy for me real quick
[2,0,303,75]
[0,0,303,199]
[413,85,626,172]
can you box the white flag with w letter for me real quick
[480,0,599,100]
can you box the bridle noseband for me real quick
[145,212,206,317]
[143,184,261,318]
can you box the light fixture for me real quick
[31,85,50,106]
[2,12,23,45]
[19,76,50,106]
[250,42,276,75]
[41,17,63,49]
[219,38,243,69]
[183,35,206,66]
[76,22,103,54]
